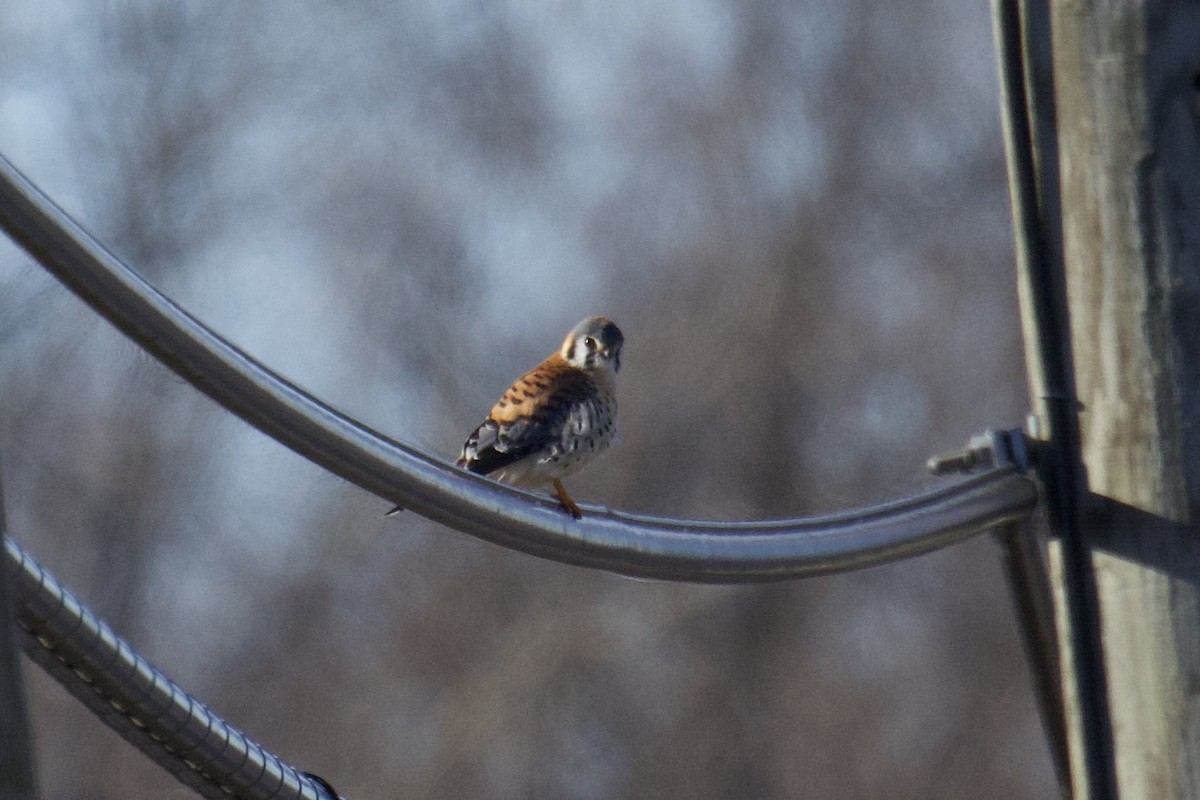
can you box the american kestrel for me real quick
[402,316,624,519]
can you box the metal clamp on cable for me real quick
[927,424,1038,476]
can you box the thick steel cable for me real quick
[0,153,1038,582]
[3,535,338,800]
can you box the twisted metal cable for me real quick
[0,153,1039,582]
[4,534,339,800]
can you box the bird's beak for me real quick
[604,347,621,372]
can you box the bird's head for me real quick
[561,316,624,375]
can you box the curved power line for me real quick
[0,154,1039,582]
[4,535,339,800]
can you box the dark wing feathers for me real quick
[457,417,542,475]
[457,359,595,476]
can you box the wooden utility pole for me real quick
[1038,0,1200,797]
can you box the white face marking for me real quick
[566,335,620,374]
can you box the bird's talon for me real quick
[553,479,584,519]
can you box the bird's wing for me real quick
[457,355,593,476]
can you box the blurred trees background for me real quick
[0,0,1050,797]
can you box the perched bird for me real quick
[389,316,623,519]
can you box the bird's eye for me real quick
[584,336,597,351]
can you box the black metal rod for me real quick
[991,0,1116,795]
[0,473,38,800]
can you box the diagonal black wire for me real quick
[3,534,339,800]
[0,152,1038,584]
